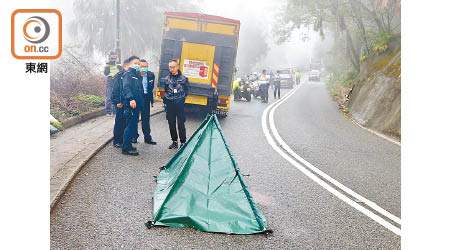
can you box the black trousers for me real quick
[166,100,186,143]
[274,82,281,98]
[113,106,126,144]
[140,94,153,141]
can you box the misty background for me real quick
[51,0,324,75]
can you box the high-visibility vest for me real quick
[232,80,240,90]
[107,65,120,77]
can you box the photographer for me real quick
[104,52,120,116]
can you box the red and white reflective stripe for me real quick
[212,64,219,88]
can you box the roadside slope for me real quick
[346,37,401,140]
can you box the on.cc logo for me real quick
[11,9,62,60]
[23,16,50,44]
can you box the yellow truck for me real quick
[155,12,240,117]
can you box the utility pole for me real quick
[114,0,121,63]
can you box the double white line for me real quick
[261,85,401,236]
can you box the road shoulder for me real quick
[50,101,164,210]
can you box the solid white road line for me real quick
[261,85,401,236]
[269,88,402,225]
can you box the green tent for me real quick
[149,114,269,234]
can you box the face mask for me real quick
[132,65,140,71]
[141,68,148,74]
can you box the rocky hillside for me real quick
[346,37,401,140]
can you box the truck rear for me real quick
[156,12,240,117]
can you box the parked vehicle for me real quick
[156,12,241,117]
[250,80,260,98]
[309,70,321,81]
[233,81,252,102]
[278,68,295,88]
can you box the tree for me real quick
[70,0,199,60]
[275,0,400,71]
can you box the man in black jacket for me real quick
[111,59,129,148]
[137,59,157,145]
[121,56,144,156]
[163,59,190,149]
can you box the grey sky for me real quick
[51,0,327,72]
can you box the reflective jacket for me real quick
[104,64,120,78]
[163,70,190,103]
[232,79,240,90]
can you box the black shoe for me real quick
[169,141,178,149]
[132,138,138,143]
[122,148,139,156]
[113,142,122,148]
[180,142,185,148]
[145,139,157,145]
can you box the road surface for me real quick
[51,80,401,249]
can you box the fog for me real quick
[200,0,330,74]
[51,0,332,75]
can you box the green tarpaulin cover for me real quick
[152,114,268,234]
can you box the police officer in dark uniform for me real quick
[137,59,157,145]
[163,59,190,149]
[121,56,144,156]
[111,59,130,148]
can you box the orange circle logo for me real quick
[23,16,50,44]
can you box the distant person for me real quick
[274,70,281,99]
[259,69,270,103]
[104,52,119,116]
[268,70,274,89]
[162,59,190,149]
[232,78,240,100]
[295,71,302,85]
[137,59,157,145]
[111,58,130,148]
[121,56,144,156]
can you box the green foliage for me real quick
[50,106,64,119]
[371,31,392,54]
[360,54,368,63]
[74,93,105,107]
[328,68,358,88]
[343,108,350,113]
[68,110,81,116]
[51,93,105,120]
[50,120,63,131]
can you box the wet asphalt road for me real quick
[51,81,401,249]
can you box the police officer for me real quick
[121,56,144,156]
[137,59,157,145]
[163,59,190,149]
[104,52,120,116]
[111,59,129,148]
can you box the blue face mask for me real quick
[132,65,140,72]
[141,68,148,74]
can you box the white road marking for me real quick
[261,85,401,236]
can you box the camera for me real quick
[106,51,118,65]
